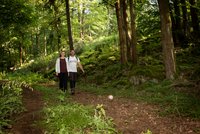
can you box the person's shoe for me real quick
[71,88,75,95]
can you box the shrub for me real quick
[0,81,24,129]
[42,104,116,134]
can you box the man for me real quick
[67,49,84,95]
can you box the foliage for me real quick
[21,52,58,73]
[42,104,116,134]
[5,71,47,85]
[0,0,35,71]
[0,80,24,130]
[141,129,152,134]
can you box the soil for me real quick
[7,87,44,134]
[7,85,200,134]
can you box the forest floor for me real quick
[7,84,200,134]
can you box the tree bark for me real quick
[115,1,126,64]
[36,33,39,56]
[44,30,47,56]
[65,0,74,50]
[173,0,181,46]
[78,0,85,40]
[158,0,176,79]
[180,0,188,37]
[189,0,199,36]
[129,0,137,64]
[121,0,131,62]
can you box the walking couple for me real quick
[55,49,84,95]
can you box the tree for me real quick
[189,0,199,37]
[158,0,176,79]
[115,1,126,64]
[129,0,137,64]
[0,0,34,69]
[180,0,188,37]
[65,0,74,50]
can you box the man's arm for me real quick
[78,62,84,73]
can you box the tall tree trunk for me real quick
[19,34,23,66]
[158,0,176,79]
[31,34,34,56]
[78,0,85,40]
[189,0,199,36]
[65,0,74,50]
[107,6,111,35]
[121,0,131,62]
[115,1,126,64]
[169,3,178,47]
[180,0,188,37]
[129,0,137,64]
[173,0,181,46]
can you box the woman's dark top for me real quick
[60,58,67,73]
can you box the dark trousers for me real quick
[69,72,77,90]
[58,72,68,92]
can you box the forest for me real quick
[0,0,200,133]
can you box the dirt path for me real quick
[8,88,44,134]
[72,91,200,134]
[7,85,200,134]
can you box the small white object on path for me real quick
[108,95,113,100]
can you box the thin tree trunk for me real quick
[129,0,137,64]
[36,33,39,56]
[115,1,126,64]
[81,2,85,40]
[44,30,47,56]
[31,34,34,56]
[158,0,176,79]
[107,6,111,35]
[180,0,188,37]
[173,0,181,46]
[65,0,74,50]
[19,34,23,66]
[189,0,199,36]
[78,0,84,40]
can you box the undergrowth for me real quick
[34,84,118,134]
[0,80,24,131]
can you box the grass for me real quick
[34,83,118,134]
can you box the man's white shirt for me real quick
[68,56,80,72]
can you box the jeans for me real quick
[69,72,77,91]
[58,72,68,92]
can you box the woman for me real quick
[55,51,68,92]
[68,49,84,95]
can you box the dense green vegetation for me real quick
[0,0,200,133]
[0,80,24,130]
